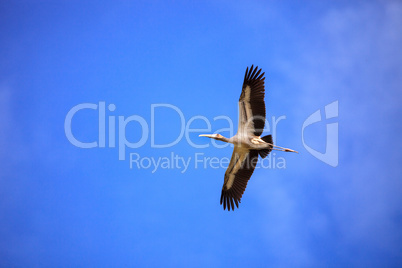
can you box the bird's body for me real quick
[200,65,297,211]
[229,135,271,149]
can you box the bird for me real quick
[199,65,298,211]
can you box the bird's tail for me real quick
[259,135,273,159]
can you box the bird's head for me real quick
[199,133,227,142]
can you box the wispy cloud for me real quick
[252,1,402,265]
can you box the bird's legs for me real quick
[269,143,299,153]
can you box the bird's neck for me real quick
[216,136,230,143]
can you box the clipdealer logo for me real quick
[64,101,339,171]
[302,101,339,167]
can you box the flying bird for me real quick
[200,65,297,211]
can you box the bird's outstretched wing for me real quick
[220,148,259,211]
[238,65,266,137]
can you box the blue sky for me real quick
[1,0,402,267]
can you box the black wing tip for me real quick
[245,65,265,82]
[221,190,240,211]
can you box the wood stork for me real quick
[199,65,297,211]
